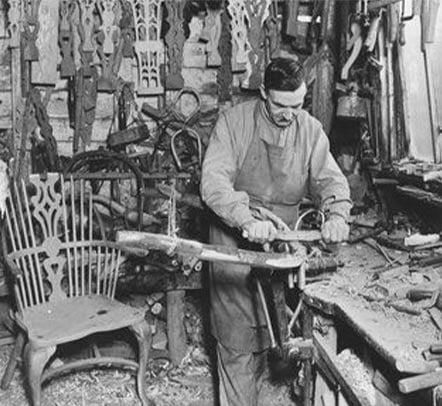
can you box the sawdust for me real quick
[336,349,376,406]
[0,343,215,406]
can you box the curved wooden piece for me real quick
[24,343,56,406]
[129,321,153,406]
[341,22,362,81]
[117,230,308,269]
[1,331,25,389]
[42,357,138,382]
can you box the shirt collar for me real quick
[254,100,299,147]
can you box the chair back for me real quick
[4,173,123,312]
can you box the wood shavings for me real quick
[336,349,376,406]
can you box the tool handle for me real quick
[406,289,435,301]
[431,344,442,354]
[398,371,442,394]
[396,359,440,374]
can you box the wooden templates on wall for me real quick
[131,0,164,95]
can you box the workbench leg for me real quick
[167,290,187,366]
[271,280,288,344]
[302,307,314,406]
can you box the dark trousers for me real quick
[217,342,269,406]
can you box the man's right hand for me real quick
[242,220,277,244]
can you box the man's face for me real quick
[261,82,307,128]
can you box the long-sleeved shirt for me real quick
[201,99,352,229]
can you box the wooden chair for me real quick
[0,173,153,406]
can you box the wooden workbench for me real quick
[301,242,442,405]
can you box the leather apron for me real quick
[209,103,308,353]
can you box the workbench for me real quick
[302,242,442,405]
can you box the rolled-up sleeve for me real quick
[200,113,254,229]
[308,126,353,221]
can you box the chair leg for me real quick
[24,343,56,406]
[1,331,25,389]
[130,321,153,406]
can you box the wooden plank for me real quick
[167,290,187,366]
[314,320,340,406]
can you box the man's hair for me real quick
[264,58,305,91]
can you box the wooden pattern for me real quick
[3,173,153,406]
[217,0,233,103]
[7,0,22,48]
[98,0,120,55]
[341,20,362,81]
[242,0,271,89]
[22,0,41,61]
[264,0,280,62]
[120,0,135,58]
[205,8,222,67]
[31,0,60,84]
[59,0,76,78]
[164,0,185,90]
[97,0,122,91]
[131,0,164,95]
[227,0,249,72]
[182,15,206,68]
[78,0,97,53]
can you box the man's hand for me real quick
[242,220,277,244]
[321,216,349,243]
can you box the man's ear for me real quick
[259,85,267,100]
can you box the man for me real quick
[201,57,352,406]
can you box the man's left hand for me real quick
[321,216,349,243]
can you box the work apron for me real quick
[209,105,309,353]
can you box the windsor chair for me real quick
[1,173,152,406]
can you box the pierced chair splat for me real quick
[1,173,153,406]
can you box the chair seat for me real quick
[16,295,146,347]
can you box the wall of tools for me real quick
[0,0,438,293]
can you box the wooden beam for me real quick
[167,290,187,366]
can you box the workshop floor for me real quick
[0,344,295,406]
[0,292,296,406]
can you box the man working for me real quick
[201,57,352,405]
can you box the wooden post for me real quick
[302,307,314,406]
[271,280,288,344]
[166,290,187,366]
